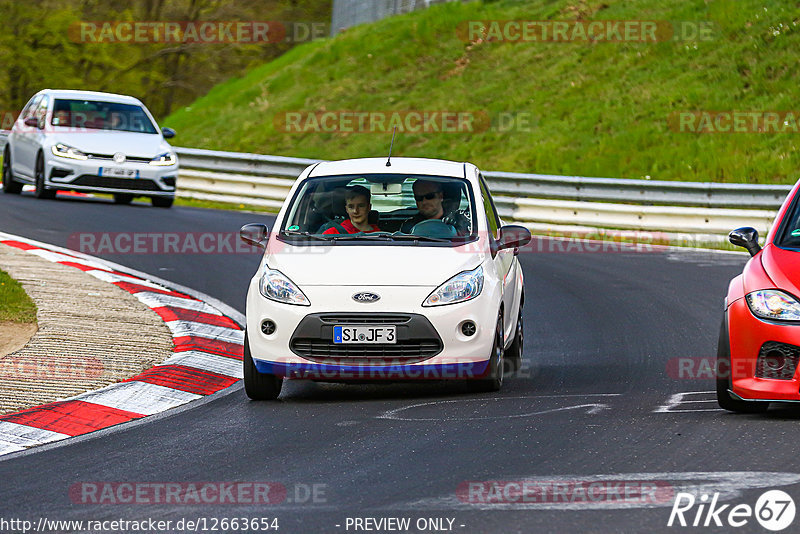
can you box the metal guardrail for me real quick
[173,146,791,239]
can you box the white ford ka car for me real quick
[239,157,531,399]
[2,89,178,207]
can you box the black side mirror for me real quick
[729,227,761,257]
[24,117,39,128]
[493,225,532,257]
[240,223,269,248]
[161,127,176,139]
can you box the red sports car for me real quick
[719,182,800,412]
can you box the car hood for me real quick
[53,131,169,158]
[264,242,485,287]
[759,244,800,296]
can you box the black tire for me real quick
[243,331,283,400]
[468,313,504,393]
[716,316,769,413]
[2,147,22,194]
[34,153,56,200]
[151,196,173,208]
[113,193,134,204]
[504,298,524,375]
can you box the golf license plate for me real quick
[100,167,139,178]
[333,325,396,344]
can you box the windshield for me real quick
[775,191,800,249]
[280,174,477,243]
[50,99,158,134]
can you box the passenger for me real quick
[400,179,470,235]
[323,185,381,234]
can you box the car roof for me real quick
[308,157,468,178]
[37,89,144,105]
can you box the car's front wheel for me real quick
[243,331,283,400]
[34,153,56,200]
[2,147,22,194]
[716,317,769,413]
[505,298,524,374]
[468,313,504,393]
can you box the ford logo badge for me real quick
[352,292,380,303]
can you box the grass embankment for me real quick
[164,0,800,184]
[0,269,36,324]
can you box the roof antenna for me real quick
[386,127,397,167]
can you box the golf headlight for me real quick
[259,267,310,306]
[746,290,800,321]
[149,152,176,166]
[51,143,88,160]
[423,265,484,307]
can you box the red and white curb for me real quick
[0,233,244,457]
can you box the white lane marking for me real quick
[85,269,163,289]
[0,441,25,455]
[26,249,111,270]
[165,321,244,343]
[133,292,218,313]
[70,382,201,416]
[0,421,70,447]
[393,472,800,511]
[158,350,243,378]
[377,394,621,421]
[654,391,722,413]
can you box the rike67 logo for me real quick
[668,490,795,531]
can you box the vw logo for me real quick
[112,152,126,164]
[352,292,380,303]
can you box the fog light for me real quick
[461,321,476,337]
[756,341,800,380]
[261,320,276,335]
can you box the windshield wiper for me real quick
[281,231,335,241]
[384,233,451,243]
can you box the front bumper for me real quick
[728,297,800,400]
[245,280,501,380]
[45,152,177,196]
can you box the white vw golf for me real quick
[239,157,531,399]
[2,89,178,207]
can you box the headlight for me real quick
[259,267,310,306]
[423,265,484,307]
[149,152,176,166]
[51,143,88,160]
[745,290,800,321]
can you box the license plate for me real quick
[100,167,139,178]
[333,325,396,344]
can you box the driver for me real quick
[323,185,382,234]
[400,179,470,235]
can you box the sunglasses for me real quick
[414,191,441,202]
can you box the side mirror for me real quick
[493,225,532,257]
[24,117,39,128]
[240,223,269,248]
[161,127,176,139]
[729,227,761,257]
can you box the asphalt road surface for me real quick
[2,191,798,534]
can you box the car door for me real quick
[12,94,42,179]
[478,172,516,340]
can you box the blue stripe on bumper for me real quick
[254,360,490,380]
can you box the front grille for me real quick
[290,339,440,365]
[290,312,443,365]
[86,153,152,163]
[71,175,161,191]
[318,314,411,325]
[755,341,800,380]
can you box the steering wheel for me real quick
[410,219,457,238]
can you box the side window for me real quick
[478,174,501,237]
[21,95,42,120]
[35,96,49,127]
